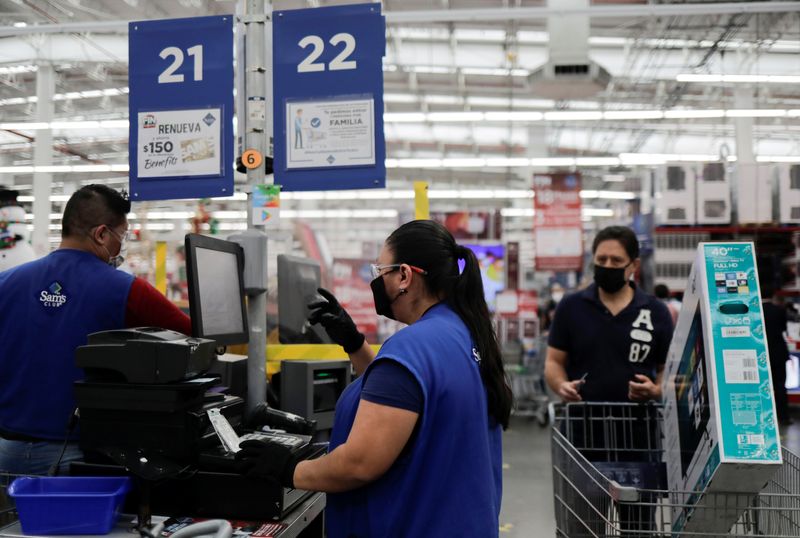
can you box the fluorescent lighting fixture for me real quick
[575,157,621,166]
[726,109,786,118]
[384,93,418,104]
[395,159,443,168]
[618,154,666,165]
[98,120,129,128]
[619,153,720,164]
[543,111,604,121]
[0,122,49,130]
[663,109,725,119]
[484,111,544,122]
[529,158,575,167]
[0,65,36,75]
[426,112,484,122]
[757,156,800,163]
[603,110,664,120]
[0,166,35,174]
[603,174,626,182]
[677,74,800,84]
[424,95,464,106]
[428,190,461,199]
[383,113,426,123]
[440,158,486,167]
[485,158,531,167]
[580,190,636,200]
[146,211,195,219]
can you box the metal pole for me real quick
[32,62,54,256]
[241,0,270,416]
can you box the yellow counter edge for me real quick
[265,344,380,376]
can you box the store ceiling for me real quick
[0,0,798,211]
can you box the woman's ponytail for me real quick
[450,244,513,429]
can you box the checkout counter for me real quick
[0,234,336,537]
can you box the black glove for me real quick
[234,439,298,488]
[307,287,365,353]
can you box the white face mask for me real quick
[98,227,127,269]
[552,292,564,303]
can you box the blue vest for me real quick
[0,249,133,440]
[326,303,503,538]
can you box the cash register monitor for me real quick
[277,254,331,344]
[186,233,249,345]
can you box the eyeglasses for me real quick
[370,263,428,279]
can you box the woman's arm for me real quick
[348,340,376,376]
[293,399,418,492]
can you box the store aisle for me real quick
[499,417,556,537]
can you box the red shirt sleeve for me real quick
[125,277,192,336]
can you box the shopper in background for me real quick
[654,282,681,326]
[544,225,673,538]
[760,279,791,425]
[0,185,191,477]
[236,220,511,538]
[545,226,673,404]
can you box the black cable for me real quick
[47,408,80,477]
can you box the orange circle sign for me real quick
[241,149,263,169]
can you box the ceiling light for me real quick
[543,111,604,121]
[757,156,800,163]
[485,158,532,167]
[440,158,486,167]
[383,113,426,123]
[726,109,786,118]
[603,110,664,120]
[677,74,800,84]
[484,111,544,122]
[663,110,725,119]
[575,157,621,166]
[603,174,626,183]
[426,112,485,122]
[580,190,636,200]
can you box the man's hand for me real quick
[307,288,365,353]
[235,439,299,488]
[628,374,661,402]
[557,379,584,402]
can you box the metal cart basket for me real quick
[551,402,800,537]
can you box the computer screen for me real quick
[185,234,249,345]
[277,254,331,344]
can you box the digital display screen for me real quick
[195,246,245,337]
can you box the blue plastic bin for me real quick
[8,476,131,535]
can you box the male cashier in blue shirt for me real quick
[0,185,190,476]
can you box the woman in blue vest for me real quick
[237,220,512,537]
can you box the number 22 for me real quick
[297,33,357,73]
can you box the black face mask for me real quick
[370,274,404,320]
[594,263,631,294]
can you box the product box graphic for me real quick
[662,242,782,534]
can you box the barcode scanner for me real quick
[719,302,748,315]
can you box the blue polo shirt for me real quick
[548,283,673,402]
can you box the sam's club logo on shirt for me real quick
[40,281,67,308]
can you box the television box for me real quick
[735,163,773,224]
[659,165,696,225]
[777,164,800,224]
[662,242,782,534]
[696,163,731,224]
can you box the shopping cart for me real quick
[505,337,549,426]
[551,402,800,537]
